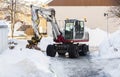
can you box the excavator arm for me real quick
[30,5,66,42]
[26,5,66,49]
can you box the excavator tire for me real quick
[46,45,56,57]
[79,44,88,56]
[69,45,79,58]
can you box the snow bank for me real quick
[86,28,107,46]
[50,58,67,77]
[105,64,120,77]
[39,36,54,51]
[99,30,120,59]
[0,39,56,77]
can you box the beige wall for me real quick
[47,6,119,35]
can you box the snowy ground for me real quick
[50,56,110,77]
[89,30,120,77]
[0,39,57,77]
[39,30,120,77]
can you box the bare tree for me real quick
[109,0,120,18]
[0,0,31,38]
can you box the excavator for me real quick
[26,5,89,58]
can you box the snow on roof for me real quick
[0,20,8,28]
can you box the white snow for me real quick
[38,31,120,77]
[86,28,107,46]
[39,36,54,51]
[99,30,120,59]
[1,18,120,77]
[0,39,56,77]
[0,20,8,27]
[90,30,120,77]
[86,27,120,59]
[105,64,120,77]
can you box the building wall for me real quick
[48,0,119,36]
[47,6,119,36]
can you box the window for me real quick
[65,23,74,31]
[80,21,84,28]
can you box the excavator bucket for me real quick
[26,35,42,50]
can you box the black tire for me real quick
[46,45,56,57]
[79,45,88,56]
[58,52,66,56]
[69,45,79,58]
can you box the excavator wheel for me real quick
[46,45,56,57]
[79,44,88,56]
[69,45,79,58]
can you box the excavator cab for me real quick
[64,19,84,40]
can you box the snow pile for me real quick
[51,59,67,77]
[98,60,120,77]
[0,40,56,77]
[86,28,107,46]
[99,30,120,59]
[39,36,54,51]
[105,64,120,77]
[0,20,8,27]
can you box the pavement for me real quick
[43,46,120,77]
[50,55,111,77]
